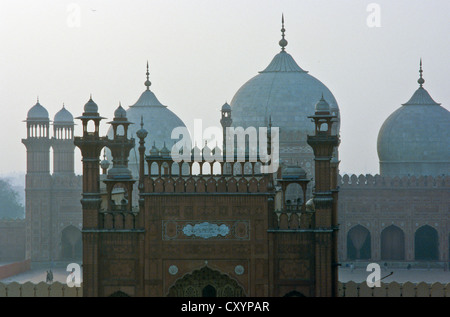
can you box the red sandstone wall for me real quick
[0,259,31,280]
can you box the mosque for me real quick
[1,18,448,296]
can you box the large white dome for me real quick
[231,51,339,134]
[230,37,340,175]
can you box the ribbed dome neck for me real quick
[402,87,440,106]
[130,89,166,108]
[259,51,307,73]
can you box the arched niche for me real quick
[415,225,439,261]
[167,266,245,297]
[61,225,82,260]
[381,225,405,260]
[347,225,371,260]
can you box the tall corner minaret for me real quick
[307,94,340,297]
[74,95,107,297]
[22,98,52,261]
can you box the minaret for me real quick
[307,95,340,297]
[22,98,52,261]
[104,104,136,213]
[74,96,107,297]
[22,98,51,173]
[220,102,232,160]
[52,104,75,174]
[136,116,148,194]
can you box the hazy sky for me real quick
[0,0,449,176]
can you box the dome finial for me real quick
[279,13,288,51]
[145,61,151,90]
[418,58,425,88]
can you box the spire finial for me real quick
[140,115,144,128]
[145,61,151,90]
[279,14,288,51]
[418,58,425,88]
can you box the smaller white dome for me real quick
[84,97,98,114]
[27,101,49,121]
[222,102,231,111]
[282,165,307,179]
[315,95,330,113]
[54,105,73,124]
[114,105,127,119]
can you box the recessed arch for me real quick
[381,225,405,260]
[347,225,371,260]
[415,225,439,261]
[167,266,245,297]
[109,290,130,297]
[61,225,82,260]
[285,183,304,207]
[283,290,306,297]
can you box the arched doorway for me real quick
[202,285,217,297]
[381,225,405,260]
[109,291,130,297]
[283,290,306,297]
[347,225,371,260]
[415,225,439,261]
[168,266,245,297]
[61,225,82,260]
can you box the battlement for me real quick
[338,174,450,188]
[144,174,271,194]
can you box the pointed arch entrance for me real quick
[168,266,245,297]
[415,225,439,261]
[61,225,82,260]
[347,225,371,260]
[381,225,405,260]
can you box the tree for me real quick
[0,179,25,219]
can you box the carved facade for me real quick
[75,96,340,297]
